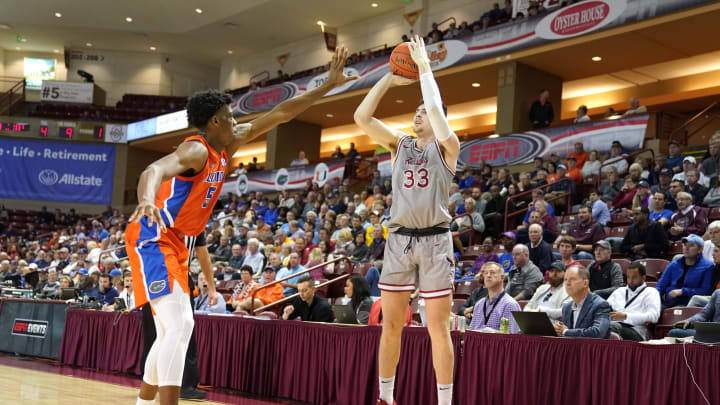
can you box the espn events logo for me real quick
[457,134,549,168]
[38,169,103,187]
[12,319,48,338]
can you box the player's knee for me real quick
[382,317,405,335]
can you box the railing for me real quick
[0,77,26,116]
[451,212,477,247]
[436,17,457,31]
[248,255,351,315]
[669,101,719,145]
[98,245,128,266]
[250,70,270,86]
[503,178,574,231]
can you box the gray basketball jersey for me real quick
[388,135,454,230]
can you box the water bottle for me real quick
[500,317,509,334]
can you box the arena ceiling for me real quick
[0,0,407,65]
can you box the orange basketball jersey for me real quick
[155,135,228,237]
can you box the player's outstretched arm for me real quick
[407,35,460,168]
[227,47,359,156]
[353,72,414,155]
[128,141,208,231]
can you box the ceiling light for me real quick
[0,24,12,30]
[488,134,500,138]
[125,17,133,22]
[471,82,480,88]
[591,56,602,62]
[53,49,59,53]
[326,113,334,118]
[149,46,156,51]
[371,3,379,7]
[195,8,203,14]
[54,12,62,18]
[317,20,325,25]
[395,99,404,103]
[227,50,233,54]
[86,42,93,47]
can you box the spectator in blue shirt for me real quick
[88,221,109,241]
[587,190,610,226]
[655,235,714,307]
[263,200,279,226]
[665,140,684,173]
[522,190,555,225]
[87,274,118,306]
[457,169,475,190]
[498,232,516,272]
[649,192,673,226]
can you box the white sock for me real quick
[437,383,453,405]
[136,397,155,405]
[379,375,395,403]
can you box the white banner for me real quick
[40,81,94,104]
[219,161,346,197]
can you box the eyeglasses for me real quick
[543,292,553,302]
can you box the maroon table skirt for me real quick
[58,310,720,405]
[58,310,461,405]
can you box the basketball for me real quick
[390,42,419,80]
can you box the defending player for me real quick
[128,47,357,405]
[354,35,460,405]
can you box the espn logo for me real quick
[12,319,48,338]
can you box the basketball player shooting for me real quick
[354,35,460,405]
[127,47,356,405]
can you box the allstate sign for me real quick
[0,139,115,204]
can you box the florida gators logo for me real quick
[149,280,166,294]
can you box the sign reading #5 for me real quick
[535,0,626,40]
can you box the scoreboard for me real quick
[0,119,121,143]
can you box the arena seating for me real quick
[29,94,187,123]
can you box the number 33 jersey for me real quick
[155,135,228,237]
[388,135,454,230]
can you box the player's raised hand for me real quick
[128,201,167,233]
[326,46,360,88]
[407,35,431,68]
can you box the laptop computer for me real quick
[693,322,720,344]
[332,305,359,324]
[511,311,558,337]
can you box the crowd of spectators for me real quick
[3,124,720,338]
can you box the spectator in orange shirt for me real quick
[566,157,583,185]
[567,142,588,169]
[545,161,558,184]
[252,266,285,308]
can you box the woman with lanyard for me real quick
[468,262,521,333]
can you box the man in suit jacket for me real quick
[554,265,611,338]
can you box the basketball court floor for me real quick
[0,353,300,404]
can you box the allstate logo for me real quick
[38,169,59,186]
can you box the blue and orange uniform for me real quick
[126,135,227,308]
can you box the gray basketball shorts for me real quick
[378,231,455,299]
